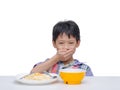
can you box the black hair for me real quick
[52,20,80,42]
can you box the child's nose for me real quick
[64,44,69,50]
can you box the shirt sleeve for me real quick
[85,66,94,76]
[79,63,94,76]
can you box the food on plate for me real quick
[23,73,51,80]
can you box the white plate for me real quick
[16,73,58,85]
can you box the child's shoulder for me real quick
[73,59,91,70]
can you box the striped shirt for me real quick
[33,59,93,76]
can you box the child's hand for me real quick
[57,48,75,61]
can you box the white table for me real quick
[0,76,120,90]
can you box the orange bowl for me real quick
[60,69,86,84]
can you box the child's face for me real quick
[53,33,80,61]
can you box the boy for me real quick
[31,20,93,76]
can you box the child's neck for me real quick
[63,57,74,65]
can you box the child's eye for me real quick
[59,42,64,44]
[69,42,74,44]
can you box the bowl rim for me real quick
[59,68,86,73]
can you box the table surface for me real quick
[0,76,120,90]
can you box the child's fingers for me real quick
[57,48,75,61]
[63,49,75,60]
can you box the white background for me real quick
[0,0,120,76]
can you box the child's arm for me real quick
[31,48,74,73]
[31,54,60,73]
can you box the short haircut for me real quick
[52,20,80,42]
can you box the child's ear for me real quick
[52,41,57,48]
[76,40,80,48]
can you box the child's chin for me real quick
[61,59,69,62]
